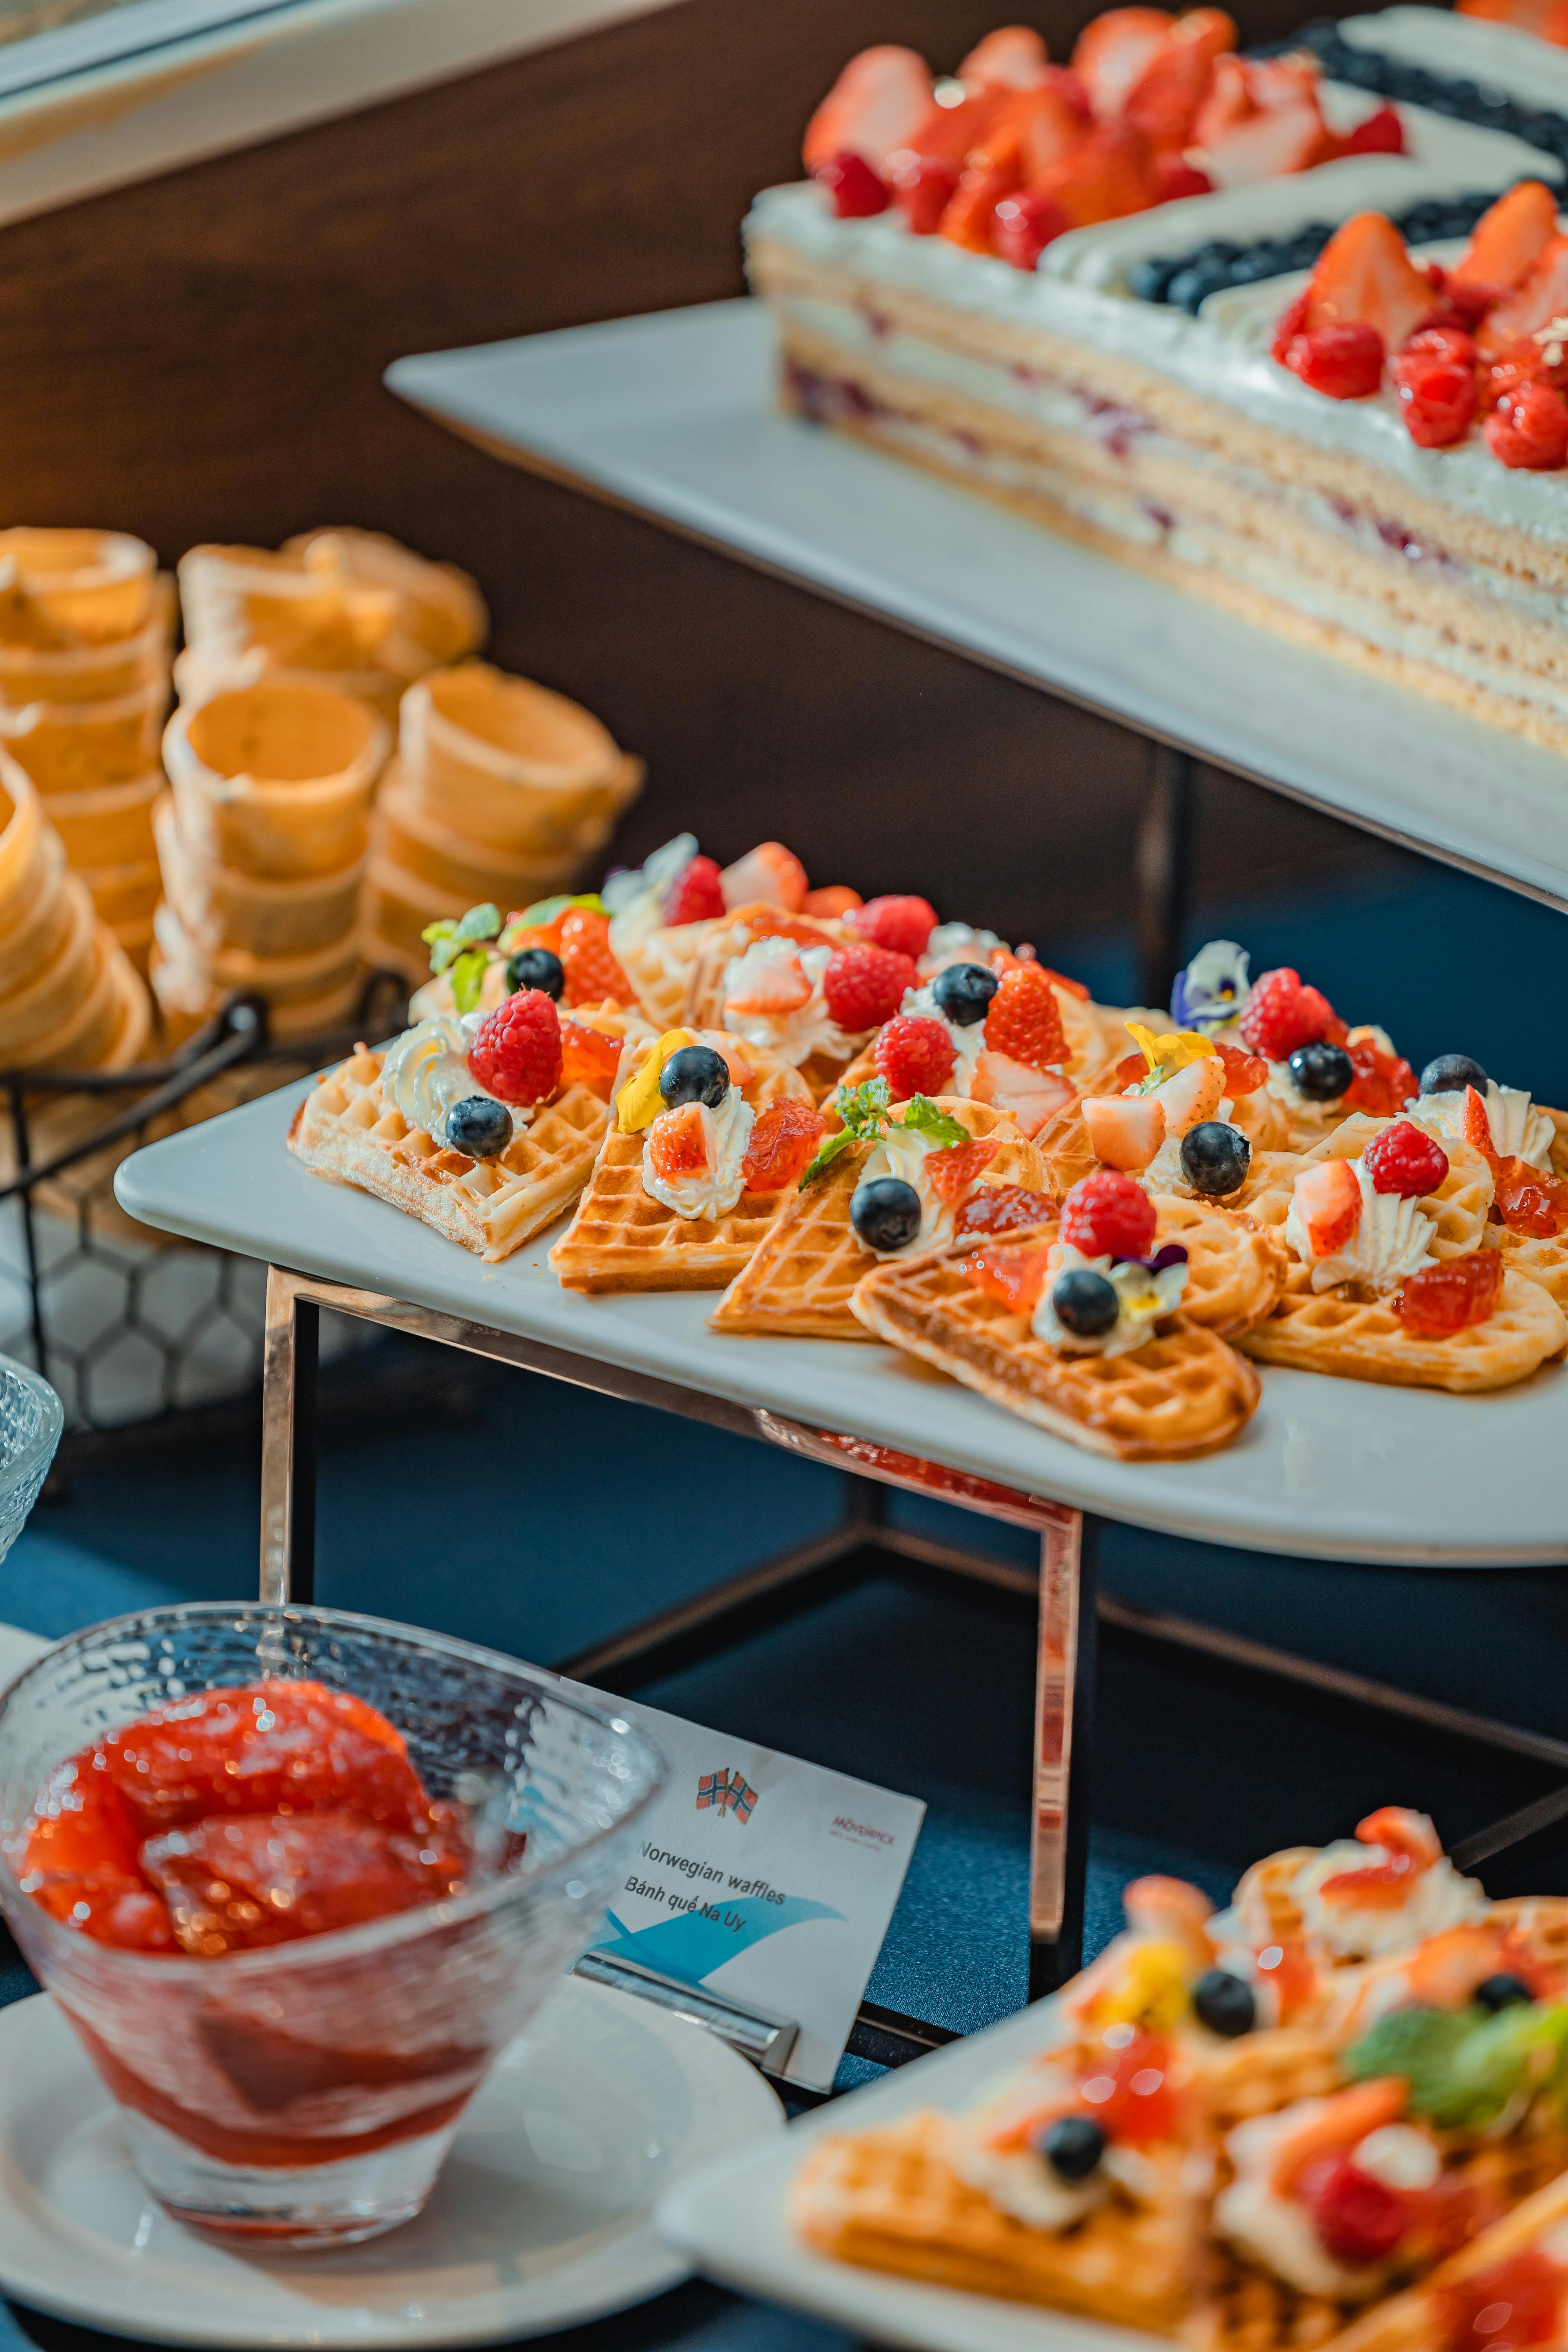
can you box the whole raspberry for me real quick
[875,1014,956,1099]
[1303,2158,1410,2269]
[1238,967,1340,1062]
[1282,323,1385,401]
[985,964,1066,1072]
[849,895,939,961]
[1060,1169,1157,1262]
[557,907,632,1006]
[662,855,726,926]
[467,990,562,1106]
[1390,342,1476,449]
[1486,381,1568,471]
[823,942,918,1033]
[1363,1118,1449,1199]
[741,1099,826,1193]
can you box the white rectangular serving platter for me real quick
[116,1081,1568,1566]
[386,298,1568,914]
[657,1989,1140,2352]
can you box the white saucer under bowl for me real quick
[0,1978,784,2346]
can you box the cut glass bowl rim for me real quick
[0,1353,62,1515]
[0,1599,666,1980]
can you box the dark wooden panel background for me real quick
[0,0,1409,951]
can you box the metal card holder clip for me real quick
[572,1949,799,2078]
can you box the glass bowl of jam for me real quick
[0,1602,665,2249]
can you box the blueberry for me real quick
[1289,1042,1354,1102]
[1475,1973,1535,2013]
[1038,2115,1105,2181]
[1419,1053,1488,1097]
[931,962,999,1027]
[444,1096,513,1158]
[1193,1968,1257,2039]
[1191,240,1242,268]
[1127,255,1179,303]
[1180,1121,1251,1197]
[1051,1269,1120,1337]
[506,947,564,999]
[659,1045,731,1111]
[1164,265,1222,314]
[851,1177,924,1253]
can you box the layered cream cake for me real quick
[745,5,1568,748]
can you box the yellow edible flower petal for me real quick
[617,1029,695,1133]
[1088,1938,1192,2031]
[1126,1022,1219,1077]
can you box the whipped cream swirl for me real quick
[380,1016,516,1146]
[721,938,861,1066]
[641,1086,755,1220]
[1284,1160,1435,1293]
[1415,1081,1555,1171]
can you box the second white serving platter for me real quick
[0,1978,783,2347]
[658,1989,1122,2352]
[386,299,1568,915]
[116,1082,1568,1566]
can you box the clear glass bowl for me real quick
[0,1603,665,2248]
[0,1353,62,1569]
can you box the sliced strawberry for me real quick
[1151,1053,1225,1134]
[1154,155,1212,201]
[804,46,935,173]
[719,842,809,913]
[900,85,1014,171]
[1192,51,1254,145]
[1341,100,1405,156]
[1292,1158,1363,1257]
[1082,1093,1166,1170]
[1452,180,1559,292]
[1071,7,1174,121]
[1007,81,1091,178]
[1462,1082,1501,1169]
[1477,233,1568,356]
[1032,123,1157,227]
[1303,212,1435,353]
[646,1101,713,1183]
[927,1135,1002,1203]
[970,1049,1076,1137]
[1122,8,1236,151]
[1201,95,1334,189]
[941,140,1024,251]
[958,25,1050,89]
[723,949,812,1016]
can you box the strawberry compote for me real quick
[21,1679,469,1959]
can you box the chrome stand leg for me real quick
[260,1267,318,1606]
[1136,744,1194,1012]
[1029,1509,1098,1998]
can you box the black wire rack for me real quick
[0,973,414,1469]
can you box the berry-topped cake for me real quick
[745,5,1568,746]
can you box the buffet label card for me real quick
[566,1680,925,2092]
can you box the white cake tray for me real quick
[386,298,1568,915]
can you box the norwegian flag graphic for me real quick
[696,1769,759,1823]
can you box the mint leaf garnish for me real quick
[449,949,489,1017]
[893,1095,970,1149]
[421,919,456,946]
[452,902,502,946]
[798,1077,891,1187]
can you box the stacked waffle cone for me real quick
[364,661,644,983]
[0,754,150,1074]
[175,528,488,722]
[151,680,390,1044]
[0,528,174,979]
